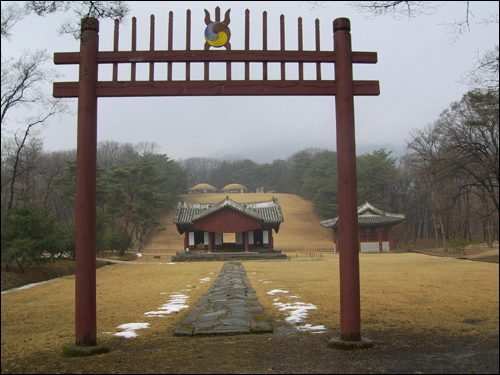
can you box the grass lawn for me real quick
[1,252,498,373]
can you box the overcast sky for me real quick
[2,1,499,163]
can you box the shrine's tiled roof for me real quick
[320,202,405,229]
[174,196,284,227]
[192,198,264,222]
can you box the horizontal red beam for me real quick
[54,50,377,65]
[53,80,380,97]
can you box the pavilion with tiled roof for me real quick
[173,196,284,252]
[321,202,405,253]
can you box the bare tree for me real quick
[1,49,63,123]
[97,140,122,169]
[438,91,499,214]
[404,122,453,248]
[1,46,67,215]
[178,157,221,187]
[34,150,76,206]
[2,100,65,212]
[1,2,29,40]
[460,45,500,93]
[1,1,129,40]
[307,1,497,42]
[348,1,442,19]
[135,141,161,156]
[401,86,499,246]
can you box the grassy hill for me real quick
[142,193,334,251]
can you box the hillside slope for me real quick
[142,193,334,251]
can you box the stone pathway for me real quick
[174,262,273,336]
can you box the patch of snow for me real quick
[115,331,138,338]
[267,289,289,295]
[274,301,318,324]
[269,288,327,334]
[143,311,172,315]
[117,323,150,330]
[145,293,189,316]
[114,322,150,338]
[296,324,327,333]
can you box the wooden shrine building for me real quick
[173,196,284,252]
[321,202,405,253]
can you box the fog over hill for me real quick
[206,142,406,163]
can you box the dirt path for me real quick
[406,245,499,264]
[466,248,499,259]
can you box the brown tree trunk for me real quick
[120,193,134,256]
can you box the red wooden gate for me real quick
[54,7,379,347]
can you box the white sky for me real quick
[2,1,499,162]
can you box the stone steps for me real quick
[171,250,287,262]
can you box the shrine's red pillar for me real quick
[184,232,189,250]
[75,17,99,347]
[378,227,383,252]
[243,231,249,252]
[269,230,274,250]
[332,229,337,253]
[208,232,215,252]
[334,18,361,342]
[388,227,393,252]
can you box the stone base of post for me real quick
[328,338,374,350]
[63,344,110,357]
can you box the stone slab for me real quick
[175,262,273,337]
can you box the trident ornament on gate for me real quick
[204,8,231,49]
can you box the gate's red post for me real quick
[75,17,99,347]
[333,18,361,342]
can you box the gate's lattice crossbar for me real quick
[54,8,379,98]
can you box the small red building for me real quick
[321,202,405,253]
[173,196,284,252]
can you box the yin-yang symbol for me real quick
[204,8,231,48]
[205,22,231,47]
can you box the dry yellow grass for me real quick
[245,253,499,337]
[144,193,334,251]
[2,253,498,365]
[1,261,222,362]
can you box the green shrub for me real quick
[446,233,470,254]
